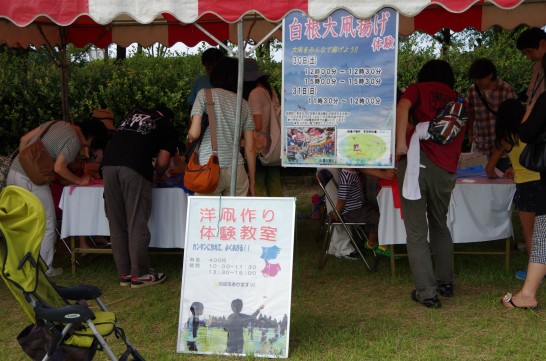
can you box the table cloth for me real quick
[59,185,188,248]
[378,178,516,245]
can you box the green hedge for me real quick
[0,51,285,154]
[0,52,205,153]
[0,31,533,155]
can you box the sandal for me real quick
[501,293,538,310]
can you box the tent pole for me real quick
[59,28,71,123]
[229,21,246,196]
[193,23,234,55]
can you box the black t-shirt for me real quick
[519,91,546,215]
[102,108,177,181]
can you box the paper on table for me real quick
[461,179,476,183]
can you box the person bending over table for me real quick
[485,99,541,282]
[7,119,108,278]
[395,60,468,309]
[101,106,177,289]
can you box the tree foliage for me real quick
[0,28,537,154]
[397,28,532,97]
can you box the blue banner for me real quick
[282,8,398,167]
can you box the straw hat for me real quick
[92,109,116,130]
[243,58,267,82]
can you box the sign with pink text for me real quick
[177,196,296,358]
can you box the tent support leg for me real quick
[59,28,71,123]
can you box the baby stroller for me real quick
[0,186,145,361]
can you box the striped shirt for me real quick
[338,168,365,215]
[10,120,80,177]
[467,79,516,155]
[191,88,254,168]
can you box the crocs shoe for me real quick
[515,270,527,281]
[364,240,377,250]
[375,246,394,258]
[516,271,545,284]
[365,241,397,259]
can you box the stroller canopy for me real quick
[0,186,46,292]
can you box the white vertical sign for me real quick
[177,196,296,358]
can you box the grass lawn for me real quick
[1,174,545,360]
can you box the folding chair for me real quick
[315,169,378,272]
[0,185,144,361]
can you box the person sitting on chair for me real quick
[332,167,396,259]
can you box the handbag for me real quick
[184,89,220,193]
[0,148,17,192]
[519,132,546,172]
[19,121,58,185]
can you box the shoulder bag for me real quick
[19,121,58,185]
[184,89,220,193]
[519,131,546,172]
[474,86,498,116]
[258,89,282,166]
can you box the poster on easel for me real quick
[177,196,296,358]
[282,8,398,168]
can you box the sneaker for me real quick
[119,275,132,287]
[341,251,359,261]
[437,283,454,297]
[411,290,441,309]
[130,272,166,289]
[45,267,63,278]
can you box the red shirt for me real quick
[403,82,467,173]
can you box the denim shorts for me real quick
[514,180,542,212]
